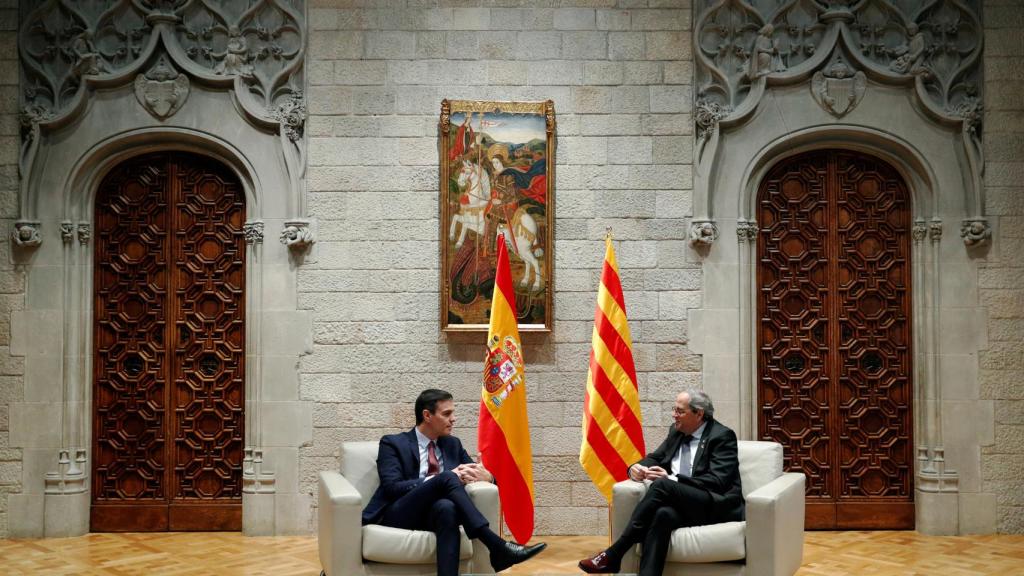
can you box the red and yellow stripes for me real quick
[580,237,645,502]
[478,236,535,544]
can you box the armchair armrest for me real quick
[466,480,500,529]
[611,480,648,573]
[611,480,647,541]
[465,480,499,575]
[744,472,805,576]
[318,470,366,576]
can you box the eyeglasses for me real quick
[672,408,691,415]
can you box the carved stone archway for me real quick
[8,1,314,537]
[688,0,992,535]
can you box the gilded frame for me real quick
[439,99,555,332]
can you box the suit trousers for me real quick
[378,471,489,576]
[613,478,714,576]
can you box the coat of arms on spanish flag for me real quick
[478,235,536,544]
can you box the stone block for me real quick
[534,481,572,507]
[985,28,1024,56]
[528,61,583,85]
[611,86,651,113]
[8,403,60,449]
[642,113,692,135]
[43,491,88,537]
[597,9,631,31]
[487,61,528,85]
[638,317,688,340]
[650,85,692,113]
[979,289,1023,318]
[535,505,607,535]
[521,8,554,30]
[664,60,694,85]
[585,60,622,84]
[562,32,608,59]
[609,32,644,60]
[274,493,314,535]
[646,31,691,60]
[554,8,596,30]
[995,400,1024,424]
[333,60,387,85]
[656,189,692,219]
[7,493,42,537]
[364,31,418,59]
[452,7,489,30]
[655,344,701,371]
[308,60,333,86]
[309,30,364,60]
[23,355,61,403]
[516,32,562,59]
[572,87,614,114]
[261,401,312,448]
[261,355,301,402]
[632,9,690,31]
[979,369,1020,400]
[658,290,701,320]
[242,492,276,536]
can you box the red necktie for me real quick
[427,441,440,476]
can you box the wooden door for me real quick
[757,150,914,529]
[91,152,246,532]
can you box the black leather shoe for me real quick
[490,540,547,572]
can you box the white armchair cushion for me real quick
[662,521,746,563]
[362,524,473,564]
[737,442,783,497]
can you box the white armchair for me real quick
[612,441,805,576]
[318,441,500,575]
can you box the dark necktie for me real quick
[679,434,693,477]
[427,441,440,476]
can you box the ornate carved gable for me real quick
[692,0,987,247]
[16,0,309,248]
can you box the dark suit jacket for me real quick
[362,429,474,525]
[635,419,744,523]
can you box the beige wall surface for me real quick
[1,0,1023,538]
[0,0,23,539]
[981,0,1024,534]
[301,0,698,535]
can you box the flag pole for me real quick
[606,224,613,547]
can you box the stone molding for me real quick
[689,219,719,246]
[16,0,308,246]
[242,448,276,495]
[244,220,265,245]
[43,449,88,495]
[280,218,316,251]
[693,0,986,249]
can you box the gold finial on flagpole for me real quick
[605,226,613,241]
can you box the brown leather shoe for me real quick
[578,550,620,574]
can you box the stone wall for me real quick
[981,0,1024,534]
[0,0,22,539]
[301,0,697,534]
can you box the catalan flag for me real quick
[479,235,535,543]
[580,235,645,502]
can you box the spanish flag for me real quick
[479,235,535,543]
[580,235,645,502]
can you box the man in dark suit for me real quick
[363,388,546,575]
[578,388,744,575]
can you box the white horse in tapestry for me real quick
[450,159,543,292]
[450,159,491,248]
[496,207,543,292]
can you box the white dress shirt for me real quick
[670,421,707,478]
[415,427,444,480]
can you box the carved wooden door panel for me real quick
[757,150,913,529]
[92,152,245,532]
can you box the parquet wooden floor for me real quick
[1,531,1023,575]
